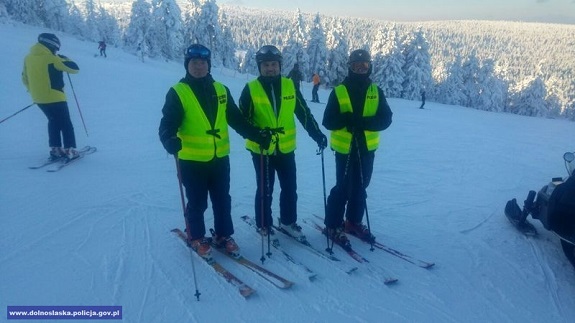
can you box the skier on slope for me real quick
[505,151,575,269]
[22,33,80,161]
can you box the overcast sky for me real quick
[217,0,575,24]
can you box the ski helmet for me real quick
[38,33,60,53]
[184,44,211,72]
[348,49,371,64]
[255,45,282,74]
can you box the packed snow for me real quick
[1,22,575,322]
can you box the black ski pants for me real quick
[251,151,298,228]
[324,150,375,228]
[37,102,76,149]
[179,156,234,240]
[312,84,319,102]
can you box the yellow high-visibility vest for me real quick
[172,82,230,161]
[330,84,380,153]
[245,78,296,154]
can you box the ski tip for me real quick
[240,288,256,298]
[423,263,436,269]
[384,278,399,285]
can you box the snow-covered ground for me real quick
[2,22,575,322]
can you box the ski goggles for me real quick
[186,45,211,59]
[256,45,281,56]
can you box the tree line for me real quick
[2,0,573,120]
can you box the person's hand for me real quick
[257,129,272,151]
[57,54,69,60]
[316,133,328,150]
[342,112,354,132]
[163,137,182,155]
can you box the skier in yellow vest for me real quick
[159,44,270,260]
[238,45,327,242]
[322,49,393,248]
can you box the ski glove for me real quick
[315,133,328,150]
[256,129,273,151]
[163,136,182,155]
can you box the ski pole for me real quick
[174,155,201,301]
[0,103,34,124]
[354,136,374,251]
[259,147,266,264]
[66,73,89,137]
[317,146,331,253]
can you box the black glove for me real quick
[256,129,272,151]
[315,133,328,150]
[163,136,182,155]
[342,112,354,132]
[57,54,69,60]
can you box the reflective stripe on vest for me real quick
[330,84,380,154]
[172,82,230,161]
[245,78,297,154]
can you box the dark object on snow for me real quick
[505,152,575,269]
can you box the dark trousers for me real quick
[324,150,375,228]
[179,156,234,240]
[251,152,298,228]
[312,84,319,102]
[37,102,76,149]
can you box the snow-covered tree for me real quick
[474,59,507,112]
[401,27,432,100]
[436,55,467,106]
[124,0,153,59]
[372,25,405,98]
[306,13,328,82]
[217,11,238,69]
[324,18,348,87]
[508,76,548,117]
[461,51,481,108]
[148,0,183,60]
[282,9,309,79]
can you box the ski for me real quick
[304,219,398,284]
[29,146,92,169]
[171,229,256,299]
[46,146,98,172]
[208,230,294,289]
[29,157,66,169]
[312,214,435,269]
[303,218,369,263]
[240,215,317,280]
[304,218,398,284]
[350,234,435,269]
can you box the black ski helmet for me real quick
[255,45,282,73]
[38,33,60,53]
[348,49,371,64]
[184,44,211,72]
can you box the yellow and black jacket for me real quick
[22,43,79,104]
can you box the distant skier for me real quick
[287,63,303,91]
[311,73,320,103]
[505,151,575,269]
[98,40,107,57]
[419,91,426,109]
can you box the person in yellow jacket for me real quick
[238,45,327,243]
[22,33,80,160]
[322,49,393,248]
[159,44,270,260]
